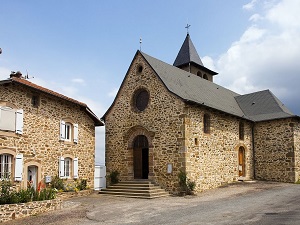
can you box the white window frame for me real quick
[60,120,78,143]
[64,157,71,178]
[0,154,12,180]
[65,123,72,142]
[59,157,79,179]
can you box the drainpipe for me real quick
[251,123,256,179]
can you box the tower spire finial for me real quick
[185,23,191,34]
[139,37,142,51]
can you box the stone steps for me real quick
[99,180,170,199]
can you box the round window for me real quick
[134,89,149,112]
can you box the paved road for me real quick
[5,181,300,225]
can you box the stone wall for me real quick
[0,82,96,188]
[186,106,253,191]
[105,53,186,193]
[0,199,62,223]
[293,120,300,182]
[105,52,254,193]
[254,118,296,182]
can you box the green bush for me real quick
[0,180,57,205]
[178,170,196,195]
[109,170,119,185]
[50,176,64,190]
[77,179,87,190]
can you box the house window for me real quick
[60,120,78,143]
[0,105,23,134]
[203,74,208,80]
[64,157,72,178]
[239,121,244,140]
[0,154,12,179]
[197,71,202,78]
[31,95,40,108]
[65,123,72,142]
[203,114,210,134]
[59,157,78,179]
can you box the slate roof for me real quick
[173,33,203,67]
[0,77,103,126]
[140,51,296,122]
[173,33,218,75]
[235,90,294,122]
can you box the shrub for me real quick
[109,170,119,185]
[178,170,196,195]
[77,179,87,191]
[50,176,64,191]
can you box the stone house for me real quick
[102,34,300,193]
[0,72,103,190]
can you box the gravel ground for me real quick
[3,181,296,225]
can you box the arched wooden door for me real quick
[238,147,245,177]
[133,135,149,179]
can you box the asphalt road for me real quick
[5,181,300,225]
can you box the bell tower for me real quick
[173,29,218,82]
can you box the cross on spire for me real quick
[185,23,191,34]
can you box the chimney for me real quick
[10,71,23,79]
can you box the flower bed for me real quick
[0,198,62,223]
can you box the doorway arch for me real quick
[238,146,245,177]
[133,135,149,179]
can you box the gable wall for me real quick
[254,118,296,182]
[0,82,96,188]
[185,106,253,191]
[105,54,187,192]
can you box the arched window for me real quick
[197,71,202,78]
[0,154,12,179]
[203,114,210,134]
[239,121,244,140]
[203,74,208,80]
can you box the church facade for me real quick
[102,34,300,193]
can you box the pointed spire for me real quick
[173,33,203,67]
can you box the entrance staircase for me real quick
[99,180,170,199]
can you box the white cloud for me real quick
[249,13,263,22]
[213,0,300,115]
[243,0,258,10]
[71,78,86,85]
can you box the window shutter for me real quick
[59,156,65,178]
[15,154,23,181]
[73,123,78,143]
[60,120,66,140]
[15,109,24,134]
[73,157,79,179]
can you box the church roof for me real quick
[141,51,296,122]
[173,33,204,67]
[235,90,294,122]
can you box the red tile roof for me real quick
[11,77,87,107]
[1,77,103,126]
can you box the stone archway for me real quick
[124,126,155,180]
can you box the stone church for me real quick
[102,33,300,193]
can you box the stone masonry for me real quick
[105,52,254,193]
[0,80,99,189]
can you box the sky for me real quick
[1,0,300,165]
